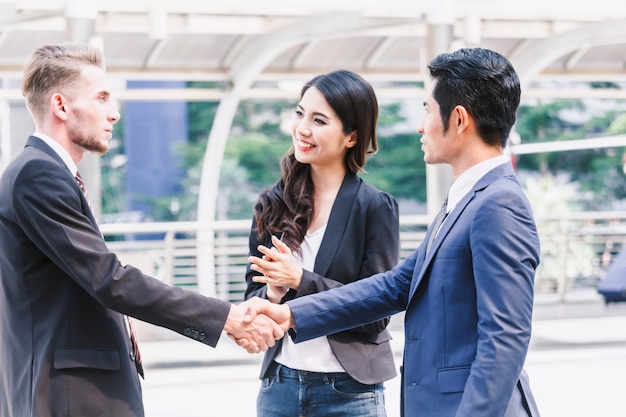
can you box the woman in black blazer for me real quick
[245,70,400,417]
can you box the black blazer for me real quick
[0,137,232,417]
[245,173,400,384]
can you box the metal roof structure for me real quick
[0,0,625,101]
[2,0,626,291]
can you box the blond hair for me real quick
[21,43,104,123]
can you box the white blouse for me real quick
[274,224,345,372]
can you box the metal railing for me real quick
[101,212,626,303]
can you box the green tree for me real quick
[515,100,626,209]
[361,102,427,202]
[515,100,585,174]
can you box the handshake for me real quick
[224,297,295,354]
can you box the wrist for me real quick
[223,304,241,334]
[292,267,304,290]
[267,285,288,303]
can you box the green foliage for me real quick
[524,175,596,287]
[101,119,127,215]
[224,132,290,187]
[187,100,219,143]
[178,98,427,220]
[608,112,626,134]
[108,89,626,222]
[515,100,584,172]
[361,132,426,201]
[515,99,626,209]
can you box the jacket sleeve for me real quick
[458,183,540,416]
[294,190,400,337]
[14,159,230,347]
[288,251,416,342]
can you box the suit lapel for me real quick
[408,163,515,300]
[313,174,360,276]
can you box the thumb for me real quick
[243,309,256,324]
[241,297,267,323]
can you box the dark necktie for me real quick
[426,197,448,254]
[74,171,91,209]
[126,316,145,379]
[75,171,144,379]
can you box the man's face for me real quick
[64,65,120,155]
[416,81,460,166]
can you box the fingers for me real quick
[256,244,279,260]
[259,303,294,333]
[239,297,267,323]
[227,333,260,354]
[225,298,287,354]
[253,314,284,345]
[248,254,273,275]
[227,312,284,354]
[271,235,291,254]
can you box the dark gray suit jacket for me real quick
[0,136,231,417]
[245,173,400,384]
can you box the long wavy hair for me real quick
[254,69,379,251]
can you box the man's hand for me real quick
[228,297,295,352]
[223,297,284,354]
[242,297,294,332]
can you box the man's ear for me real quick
[453,105,470,133]
[51,93,68,121]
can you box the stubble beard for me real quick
[72,134,109,155]
[68,114,110,155]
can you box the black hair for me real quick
[428,47,521,148]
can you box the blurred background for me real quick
[1,1,625,415]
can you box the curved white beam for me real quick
[510,18,626,88]
[194,12,412,295]
[511,134,626,155]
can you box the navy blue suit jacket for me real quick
[246,173,399,384]
[288,163,541,416]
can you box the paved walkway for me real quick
[138,290,626,417]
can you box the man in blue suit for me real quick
[242,47,541,417]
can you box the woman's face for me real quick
[291,86,356,171]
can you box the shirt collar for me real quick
[33,132,78,176]
[446,154,509,213]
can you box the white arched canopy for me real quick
[1,1,626,295]
[195,12,418,295]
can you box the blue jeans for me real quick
[257,362,387,417]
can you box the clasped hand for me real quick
[249,235,303,292]
[226,297,294,354]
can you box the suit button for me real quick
[193,330,200,339]
[184,328,191,336]
[199,332,206,341]
[130,351,136,361]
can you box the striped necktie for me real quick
[74,171,91,209]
